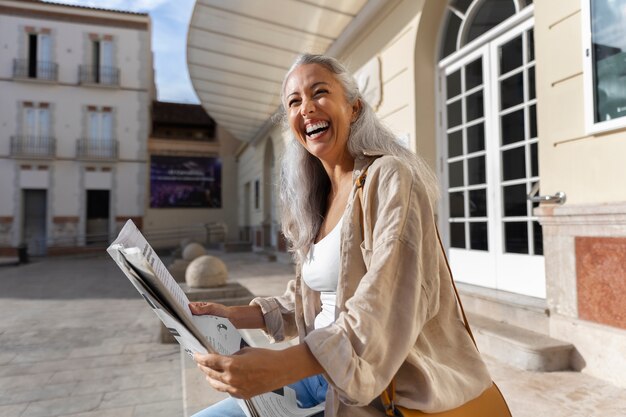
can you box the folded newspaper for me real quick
[107,220,324,417]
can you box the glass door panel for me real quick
[491,19,545,298]
[443,45,497,288]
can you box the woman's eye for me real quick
[314,89,328,97]
[288,99,300,107]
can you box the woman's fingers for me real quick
[204,374,239,396]
[189,302,227,316]
[194,352,229,371]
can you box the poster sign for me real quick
[150,155,221,208]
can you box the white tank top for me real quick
[302,216,342,329]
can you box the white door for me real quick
[24,106,50,147]
[100,40,114,84]
[37,33,51,78]
[489,19,544,297]
[88,111,113,139]
[23,190,47,256]
[441,45,498,289]
[440,18,544,298]
[88,110,113,157]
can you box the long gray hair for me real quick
[279,54,439,262]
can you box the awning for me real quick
[187,0,386,143]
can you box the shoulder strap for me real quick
[355,161,479,414]
[355,157,380,239]
[355,159,475,345]
[434,227,477,347]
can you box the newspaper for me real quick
[107,220,325,417]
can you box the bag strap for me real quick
[434,227,477,347]
[355,157,379,240]
[354,160,478,415]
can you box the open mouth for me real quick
[305,121,329,139]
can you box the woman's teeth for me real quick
[306,121,329,138]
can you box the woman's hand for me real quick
[189,302,232,319]
[189,302,266,330]
[194,347,287,399]
[193,344,324,399]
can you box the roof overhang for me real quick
[187,0,389,143]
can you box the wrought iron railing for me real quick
[76,138,119,160]
[79,65,120,86]
[10,135,56,158]
[13,59,58,81]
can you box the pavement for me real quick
[1,251,625,417]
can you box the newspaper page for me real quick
[107,220,325,417]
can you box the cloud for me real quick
[43,0,170,12]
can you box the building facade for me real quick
[143,101,241,247]
[187,0,626,387]
[0,0,153,255]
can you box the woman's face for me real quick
[284,63,360,165]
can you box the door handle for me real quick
[527,182,566,205]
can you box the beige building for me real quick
[0,0,153,255]
[187,0,626,387]
[143,101,241,247]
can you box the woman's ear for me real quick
[351,99,362,123]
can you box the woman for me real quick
[190,54,492,417]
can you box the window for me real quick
[29,32,51,77]
[80,35,118,85]
[88,108,113,142]
[12,102,54,157]
[14,29,56,81]
[79,107,116,159]
[91,39,114,83]
[439,7,545,297]
[24,104,50,138]
[440,0,533,59]
[582,0,626,133]
[254,179,260,210]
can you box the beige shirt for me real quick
[252,153,492,416]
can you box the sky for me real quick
[44,0,199,104]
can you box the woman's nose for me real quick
[300,98,315,116]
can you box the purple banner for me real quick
[150,155,221,208]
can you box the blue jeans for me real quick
[191,374,328,417]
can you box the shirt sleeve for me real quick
[250,279,299,343]
[304,157,441,405]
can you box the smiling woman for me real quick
[189,54,494,417]
[284,64,360,174]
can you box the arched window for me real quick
[441,0,533,59]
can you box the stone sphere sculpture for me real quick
[167,259,190,283]
[185,255,228,288]
[182,242,206,261]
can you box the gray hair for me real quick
[278,54,439,262]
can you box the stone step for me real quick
[220,241,253,252]
[458,282,550,334]
[468,313,575,372]
[254,250,277,262]
[179,282,254,303]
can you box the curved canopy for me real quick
[187,0,375,142]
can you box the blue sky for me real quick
[44,0,199,103]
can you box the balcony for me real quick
[10,136,56,159]
[76,138,119,161]
[79,65,120,87]
[13,59,58,82]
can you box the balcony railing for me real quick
[79,65,120,86]
[13,59,58,81]
[10,135,56,158]
[76,138,119,160]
